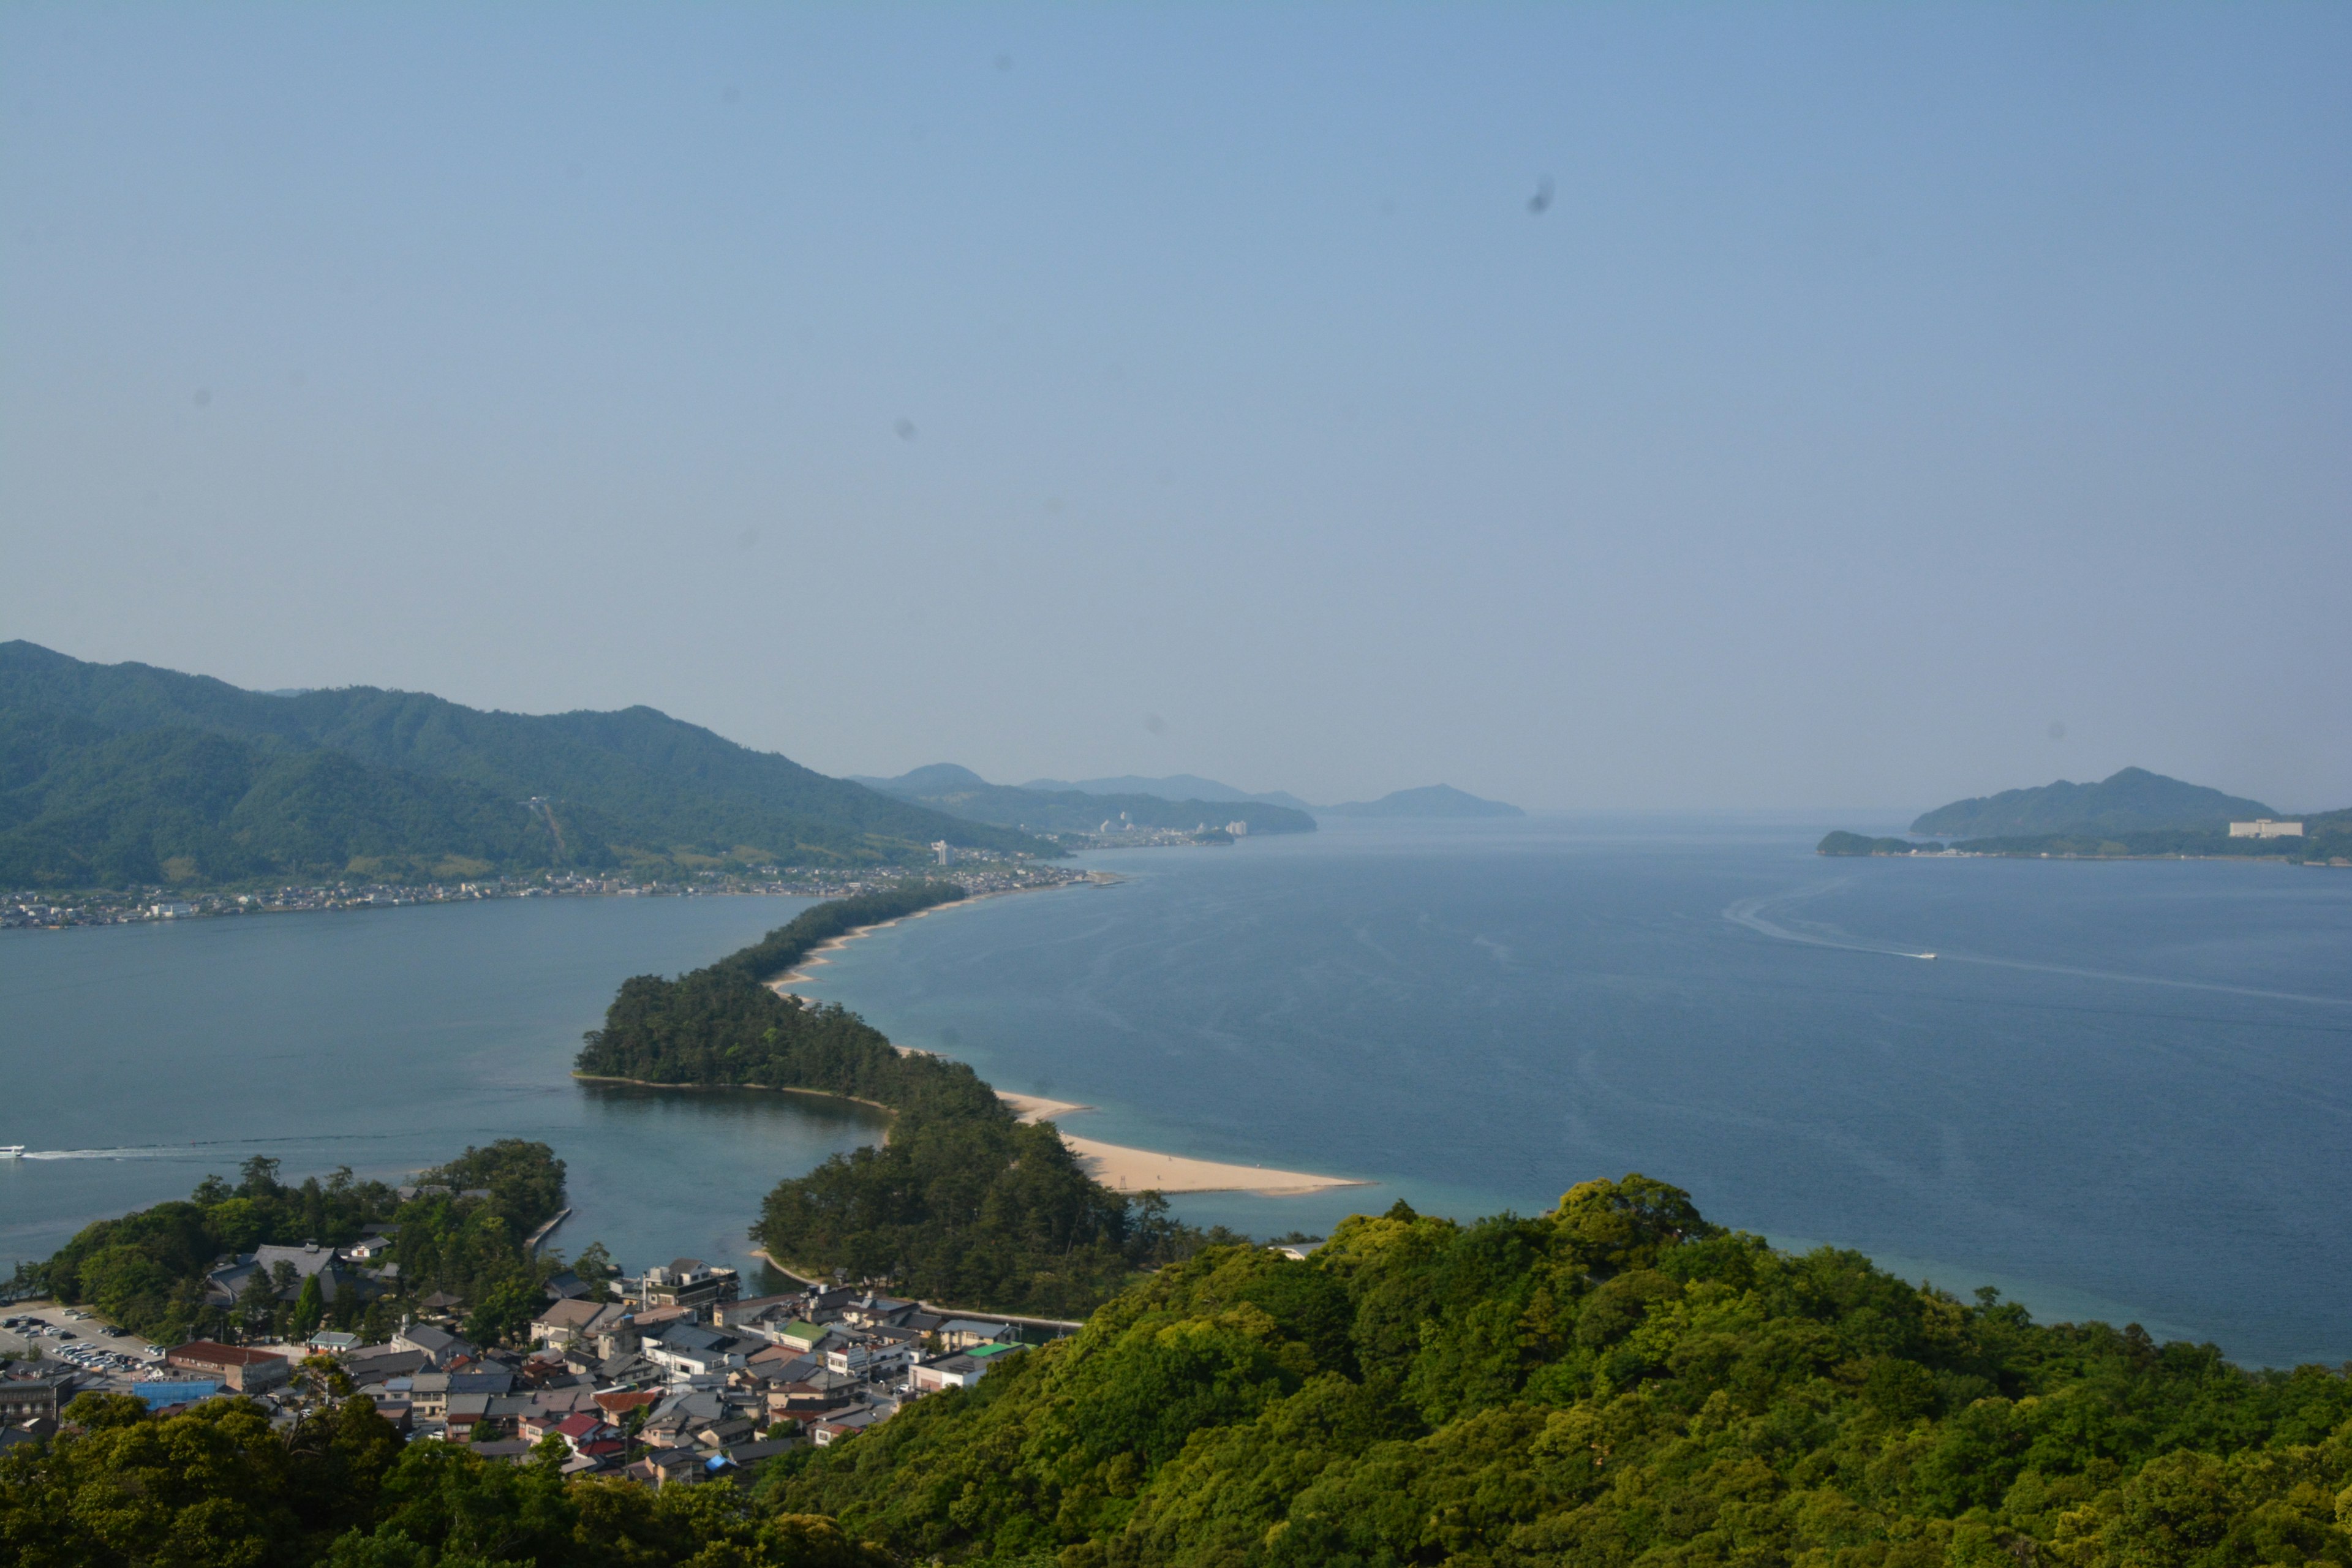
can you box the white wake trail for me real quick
[1725,890,2352,1009]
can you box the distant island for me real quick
[1017,772,1317,813]
[1821,767,2349,863]
[1318,783,1525,818]
[853,763,1317,837]
[1009,772,1527,820]
[0,641,1052,891]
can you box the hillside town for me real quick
[1,1246,1059,1484]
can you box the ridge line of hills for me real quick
[0,642,1052,889]
[854,764,1525,824]
[1820,766,2350,861]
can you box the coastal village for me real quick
[1,1240,1069,1484]
[2,855,1087,931]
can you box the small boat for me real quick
[1916,953,1937,961]
[0,1145,23,1159]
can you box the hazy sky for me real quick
[4,4,2346,813]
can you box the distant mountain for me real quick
[0,642,1050,889]
[860,764,1316,837]
[1910,767,2275,837]
[1318,784,1525,819]
[1019,773,1316,813]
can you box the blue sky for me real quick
[3,4,2346,811]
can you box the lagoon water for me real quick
[0,894,880,1285]
[4,818,2348,1365]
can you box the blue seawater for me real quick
[793,817,2352,1368]
[0,894,883,1282]
[4,819,2345,1367]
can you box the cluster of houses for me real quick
[102,1256,1041,1487]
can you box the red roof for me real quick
[555,1412,606,1438]
[169,1341,287,1368]
[595,1389,663,1415]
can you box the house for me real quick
[712,1294,799,1332]
[407,1369,513,1417]
[0,1371,80,1423]
[637,1259,740,1313]
[823,1341,911,1380]
[529,1298,626,1350]
[910,1355,988,1391]
[642,1324,750,1379]
[339,1346,431,1386]
[767,1321,833,1354]
[392,1323,475,1368]
[911,1346,1017,1389]
[594,1388,665,1425]
[809,1406,885,1447]
[837,1294,915,1329]
[540,1271,589,1302]
[166,1342,289,1393]
[936,1319,1019,1352]
[343,1230,399,1263]
[306,1331,363,1355]
[627,1447,706,1488]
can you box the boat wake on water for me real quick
[1723,891,1939,960]
[1725,889,2352,1009]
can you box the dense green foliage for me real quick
[864,764,1316,836]
[1818,833,1946,856]
[761,1177,2352,1568]
[706,883,974,988]
[0,640,1051,888]
[1909,768,2277,838]
[19,1142,568,1348]
[577,890,1235,1316]
[758,1121,1219,1318]
[0,1392,889,1568]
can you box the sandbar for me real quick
[998,1091,1363,1196]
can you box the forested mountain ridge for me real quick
[858,763,1316,836]
[1910,767,2276,837]
[764,1177,2352,1568]
[0,642,1050,887]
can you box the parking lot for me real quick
[4,1302,167,1387]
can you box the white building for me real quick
[1225,821,1249,837]
[933,840,953,866]
[2228,820,2304,839]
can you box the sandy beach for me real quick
[764,900,1364,1197]
[998,1091,1364,1196]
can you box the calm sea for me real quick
[796,818,2352,1368]
[0,894,882,1286]
[4,819,2346,1366]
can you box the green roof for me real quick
[965,1341,1023,1359]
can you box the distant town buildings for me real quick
[2229,820,2305,838]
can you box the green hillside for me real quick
[0,642,1052,889]
[863,763,1317,836]
[763,1179,2352,1568]
[1910,767,2274,837]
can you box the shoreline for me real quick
[765,878,1114,998]
[998,1091,1365,1196]
[728,876,1368,1199]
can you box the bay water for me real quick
[4,817,2346,1366]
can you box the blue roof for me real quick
[132,1380,221,1407]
